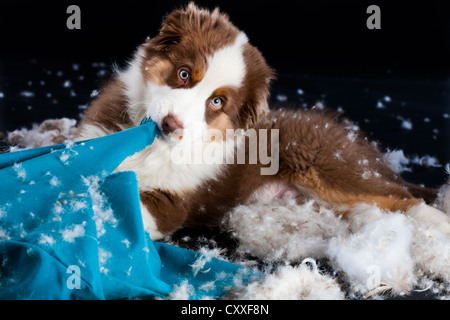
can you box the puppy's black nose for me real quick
[162,115,184,134]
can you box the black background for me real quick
[0,0,449,77]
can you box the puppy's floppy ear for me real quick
[239,44,276,128]
[149,10,186,51]
[148,3,207,52]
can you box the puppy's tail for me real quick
[404,182,438,204]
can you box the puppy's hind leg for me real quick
[140,201,165,241]
[140,190,189,240]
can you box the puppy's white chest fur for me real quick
[116,139,226,194]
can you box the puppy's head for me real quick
[130,3,274,143]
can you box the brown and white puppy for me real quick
[77,3,450,240]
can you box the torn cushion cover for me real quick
[0,120,246,299]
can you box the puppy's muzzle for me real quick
[161,115,184,141]
[162,115,183,133]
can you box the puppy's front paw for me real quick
[140,202,166,240]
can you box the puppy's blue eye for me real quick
[209,97,223,110]
[178,69,190,81]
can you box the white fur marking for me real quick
[140,201,164,240]
[75,124,110,141]
[117,139,225,193]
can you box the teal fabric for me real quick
[0,120,247,299]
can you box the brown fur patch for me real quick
[140,189,189,235]
[146,3,239,57]
[238,43,275,128]
[207,113,233,137]
[191,66,205,83]
[77,78,132,135]
[143,58,172,86]
[254,110,426,211]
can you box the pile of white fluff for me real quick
[222,184,450,299]
[230,260,345,300]
[4,118,450,299]
[5,118,77,149]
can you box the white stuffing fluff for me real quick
[190,247,225,276]
[224,199,348,261]
[61,222,86,243]
[82,175,118,238]
[224,197,450,298]
[231,260,344,300]
[169,280,195,300]
[328,211,416,295]
[6,118,77,149]
[384,149,443,174]
[384,149,411,173]
[411,220,450,282]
